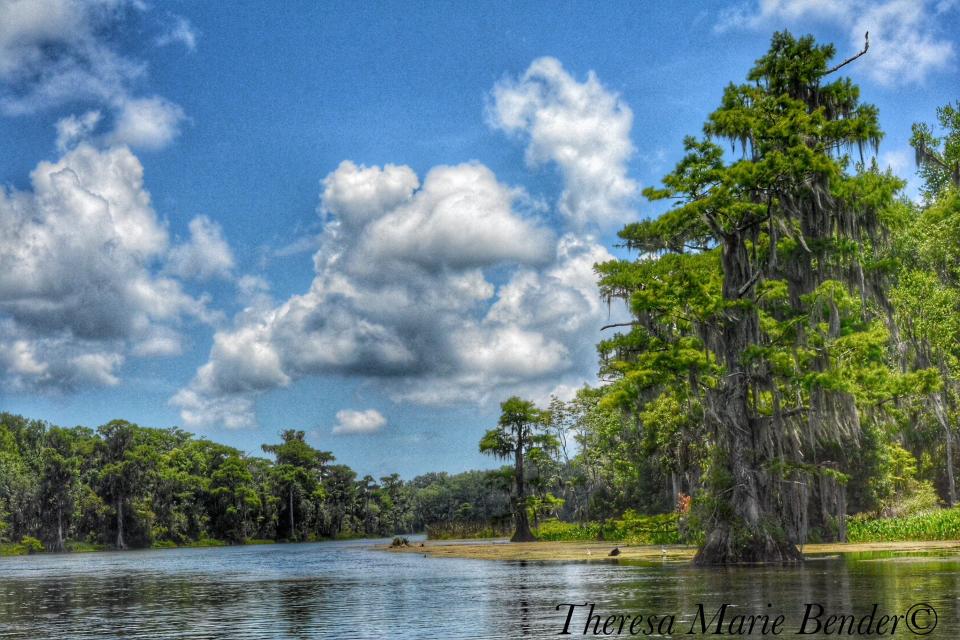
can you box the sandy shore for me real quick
[383,539,960,562]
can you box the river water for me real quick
[0,536,957,638]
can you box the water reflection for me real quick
[0,541,957,638]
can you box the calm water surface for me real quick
[1,536,958,638]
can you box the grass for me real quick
[184,538,228,548]
[426,521,513,540]
[65,540,106,553]
[536,506,960,546]
[848,506,960,543]
[150,538,227,549]
[426,510,683,543]
[426,505,960,549]
[535,511,683,545]
[0,536,44,556]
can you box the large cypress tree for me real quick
[601,32,912,564]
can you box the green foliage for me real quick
[19,535,43,553]
[910,101,960,200]
[0,411,461,550]
[590,30,954,562]
[848,506,960,543]
[535,511,683,545]
[425,521,513,540]
[64,540,104,553]
[0,536,45,556]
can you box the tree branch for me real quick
[600,321,642,331]
[823,32,869,76]
[736,269,763,298]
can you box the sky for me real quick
[0,0,957,479]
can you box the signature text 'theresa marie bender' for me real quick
[555,602,938,636]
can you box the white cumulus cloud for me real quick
[488,57,638,229]
[108,96,186,150]
[171,158,617,428]
[0,0,190,149]
[167,215,236,281]
[332,409,387,435]
[0,143,218,391]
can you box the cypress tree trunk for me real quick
[288,486,296,540]
[54,502,65,553]
[511,426,536,542]
[933,393,957,506]
[946,425,957,508]
[116,498,127,550]
[694,236,803,565]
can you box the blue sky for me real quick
[0,0,957,478]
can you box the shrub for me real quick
[20,536,43,554]
[535,511,683,545]
[425,521,512,540]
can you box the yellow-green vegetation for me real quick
[187,538,228,547]
[151,538,227,549]
[64,541,106,553]
[426,521,513,540]
[533,505,960,547]
[0,536,44,556]
[848,507,960,543]
[535,511,682,545]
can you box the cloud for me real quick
[715,0,956,86]
[171,387,257,430]
[880,148,923,202]
[332,409,387,435]
[488,57,638,229]
[716,0,848,30]
[130,325,182,358]
[55,110,103,151]
[155,14,197,52]
[167,215,236,281]
[852,0,955,86]
[0,0,142,114]
[0,143,215,391]
[320,161,418,228]
[880,149,911,175]
[0,0,189,149]
[392,233,620,406]
[108,96,186,150]
[355,162,554,269]
[172,159,617,428]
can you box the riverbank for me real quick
[385,539,960,562]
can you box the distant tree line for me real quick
[0,413,522,550]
